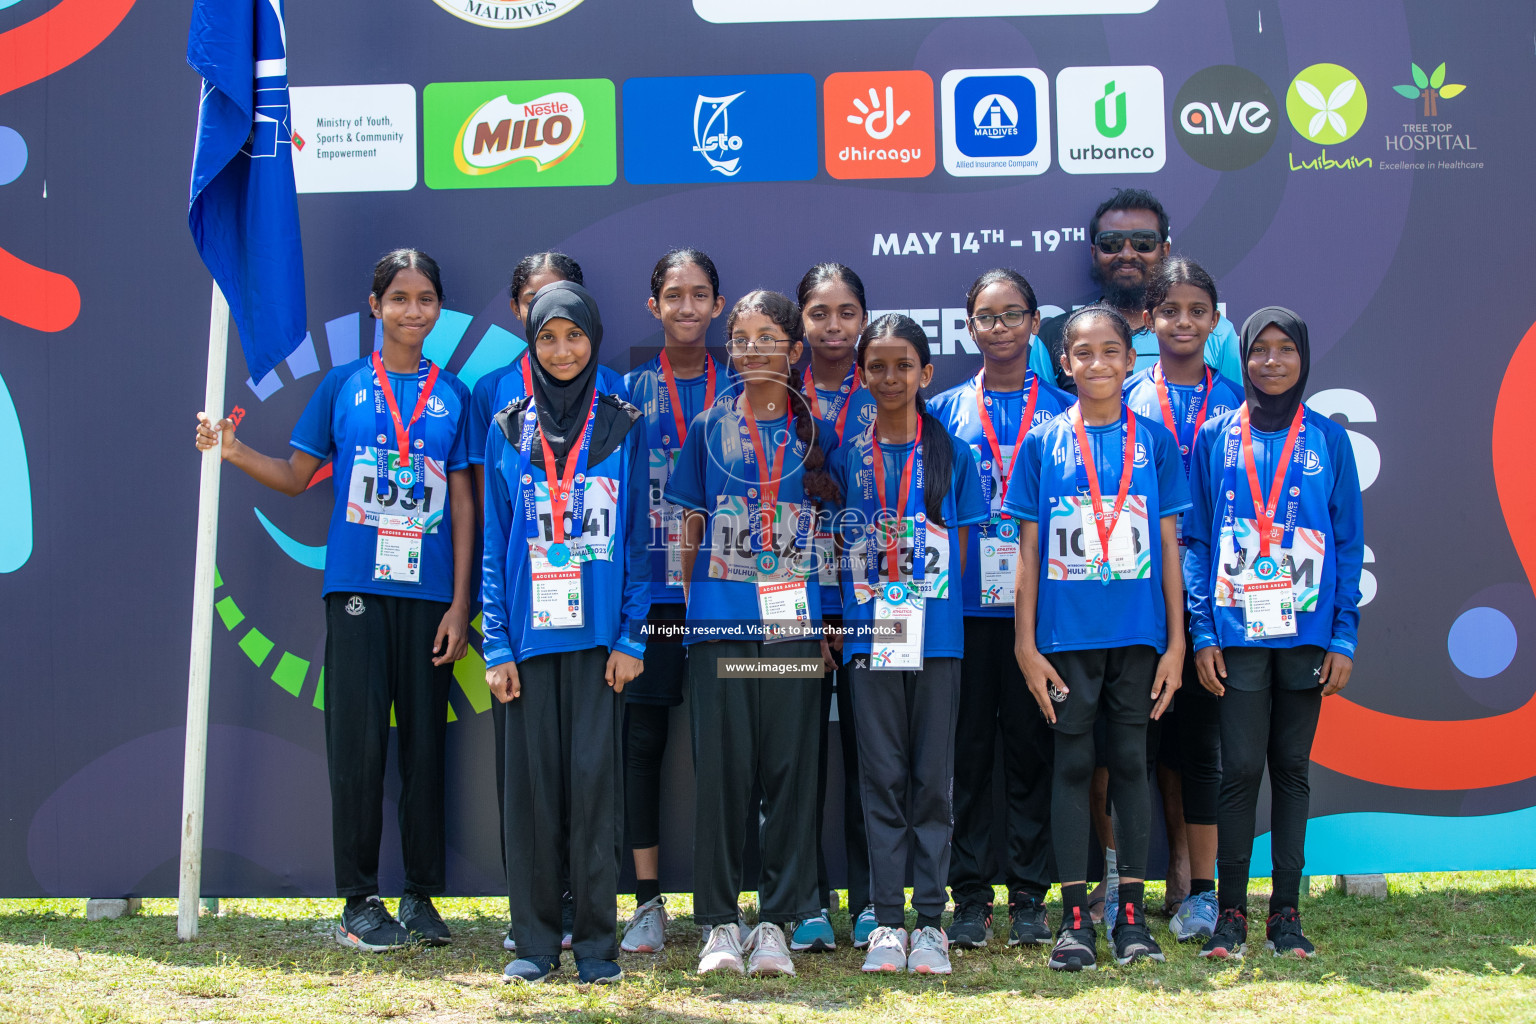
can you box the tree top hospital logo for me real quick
[1394,60,1465,118]
[941,69,1051,177]
[1286,63,1367,145]
[424,79,616,189]
[429,0,586,28]
[1173,65,1278,171]
[623,74,817,184]
[1056,66,1165,174]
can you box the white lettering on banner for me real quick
[1305,389,1377,607]
[694,0,1157,22]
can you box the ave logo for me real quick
[622,74,817,184]
[424,79,616,189]
[1173,65,1278,170]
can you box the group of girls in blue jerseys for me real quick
[193,230,1363,982]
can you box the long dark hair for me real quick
[726,290,839,506]
[856,313,953,524]
[371,249,443,313]
[965,267,1036,316]
[650,247,721,301]
[509,250,582,302]
[1144,253,1218,310]
[795,261,867,313]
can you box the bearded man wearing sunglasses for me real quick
[1032,188,1241,391]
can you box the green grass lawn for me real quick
[2,873,1534,1023]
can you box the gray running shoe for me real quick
[697,922,745,975]
[620,895,668,953]
[906,925,952,975]
[860,925,908,972]
[744,922,795,976]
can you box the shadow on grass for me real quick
[2,884,1533,1005]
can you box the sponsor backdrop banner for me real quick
[1,0,1534,896]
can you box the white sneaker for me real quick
[860,925,908,972]
[697,923,745,975]
[743,922,795,977]
[906,925,952,975]
[620,895,667,953]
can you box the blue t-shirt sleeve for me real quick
[616,424,652,659]
[446,379,470,472]
[1323,419,1365,657]
[479,427,517,667]
[949,435,990,527]
[1028,333,1056,381]
[663,411,710,512]
[1183,424,1220,651]
[1207,316,1242,386]
[1002,429,1044,521]
[467,373,497,466]
[290,366,344,460]
[1152,424,1192,516]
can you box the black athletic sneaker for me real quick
[1199,907,1248,960]
[1048,921,1097,972]
[398,892,451,946]
[946,901,993,948]
[561,891,575,950]
[336,896,412,952]
[1266,907,1316,959]
[1008,894,1051,946]
[1112,921,1166,965]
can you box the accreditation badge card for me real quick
[754,551,813,644]
[528,540,583,629]
[1240,555,1297,639]
[980,517,1020,606]
[871,581,924,670]
[374,514,424,583]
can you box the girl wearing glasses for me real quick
[482,281,651,985]
[1008,305,1188,972]
[665,290,840,978]
[617,248,729,955]
[794,262,876,952]
[928,269,1071,953]
[830,314,989,977]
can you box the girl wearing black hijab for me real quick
[481,281,652,984]
[1183,307,1364,960]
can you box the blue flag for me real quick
[187,0,306,386]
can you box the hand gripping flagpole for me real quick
[178,280,229,941]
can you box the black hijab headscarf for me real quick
[525,281,603,460]
[1239,306,1310,432]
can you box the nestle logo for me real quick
[523,100,568,117]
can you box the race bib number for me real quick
[708,497,815,582]
[1044,495,1152,582]
[1214,518,1327,611]
[526,475,621,564]
[648,450,685,586]
[849,517,953,603]
[347,447,446,532]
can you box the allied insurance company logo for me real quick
[823,70,935,180]
[1055,65,1165,174]
[428,0,586,28]
[423,79,616,189]
[940,68,1051,177]
[622,74,818,184]
[1172,65,1278,171]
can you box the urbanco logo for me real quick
[1393,61,1465,118]
[940,68,1051,177]
[823,70,935,180]
[1173,65,1278,170]
[428,0,586,29]
[1285,63,1367,145]
[1056,65,1165,174]
[623,74,818,184]
[424,79,616,189]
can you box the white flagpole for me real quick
[178,280,229,941]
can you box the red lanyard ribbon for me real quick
[975,369,1038,513]
[520,357,534,397]
[1070,404,1136,564]
[804,363,862,438]
[872,416,922,582]
[371,351,440,465]
[661,350,716,448]
[1240,402,1306,557]
[740,396,790,551]
[537,389,599,545]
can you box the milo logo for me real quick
[455,92,586,174]
[424,79,616,189]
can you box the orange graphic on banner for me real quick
[823,71,935,180]
[0,0,138,98]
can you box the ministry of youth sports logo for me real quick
[429,0,586,29]
[693,92,743,176]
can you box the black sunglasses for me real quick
[1094,229,1163,255]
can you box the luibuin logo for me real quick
[693,92,743,176]
[1096,81,1127,138]
[1393,62,1464,118]
[1285,63,1367,145]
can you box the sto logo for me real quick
[0,0,135,573]
[1309,317,1536,790]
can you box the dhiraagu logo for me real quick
[424,79,616,189]
[1286,63,1367,145]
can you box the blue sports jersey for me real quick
[664,399,838,645]
[480,406,651,665]
[290,358,471,603]
[1123,366,1244,472]
[929,370,1073,617]
[830,424,989,661]
[467,357,629,466]
[1030,315,1241,387]
[1004,406,1190,654]
[806,375,877,613]
[624,353,731,605]
[1184,407,1364,656]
